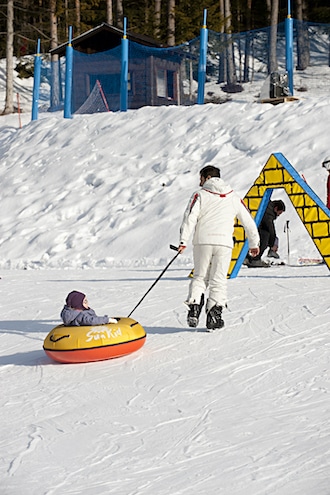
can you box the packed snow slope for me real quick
[1,95,330,269]
[1,66,330,495]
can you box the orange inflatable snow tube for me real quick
[43,317,146,364]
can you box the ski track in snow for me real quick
[1,266,329,495]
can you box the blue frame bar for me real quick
[230,190,272,279]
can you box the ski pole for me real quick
[127,245,180,318]
[284,220,290,265]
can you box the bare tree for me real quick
[3,0,14,114]
[106,0,113,25]
[269,0,279,74]
[168,0,175,46]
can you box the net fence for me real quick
[45,20,330,114]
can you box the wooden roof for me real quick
[50,23,162,57]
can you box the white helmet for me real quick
[322,157,330,171]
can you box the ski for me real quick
[297,257,324,266]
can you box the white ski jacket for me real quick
[179,177,259,249]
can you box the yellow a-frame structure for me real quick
[229,153,330,278]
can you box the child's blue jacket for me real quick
[61,305,109,326]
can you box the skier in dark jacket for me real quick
[60,290,117,326]
[322,157,330,209]
[246,199,285,267]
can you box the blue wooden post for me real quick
[64,26,73,119]
[285,0,294,95]
[120,18,129,112]
[31,39,41,121]
[197,10,208,105]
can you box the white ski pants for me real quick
[187,244,232,312]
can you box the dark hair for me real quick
[273,199,286,212]
[200,165,220,179]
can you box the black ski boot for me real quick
[187,294,205,328]
[206,305,224,331]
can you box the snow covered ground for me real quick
[0,58,329,494]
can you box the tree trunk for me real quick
[106,0,113,25]
[117,0,123,29]
[269,0,279,74]
[219,0,224,28]
[167,0,175,46]
[246,0,252,32]
[154,0,161,38]
[224,0,231,30]
[145,0,149,25]
[218,0,226,83]
[243,0,252,82]
[266,0,271,24]
[224,0,237,85]
[75,0,81,35]
[64,0,68,35]
[50,0,61,109]
[296,0,310,70]
[3,0,14,115]
[50,0,58,51]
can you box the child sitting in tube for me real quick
[61,291,117,327]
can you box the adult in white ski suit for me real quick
[179,172,259,313]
